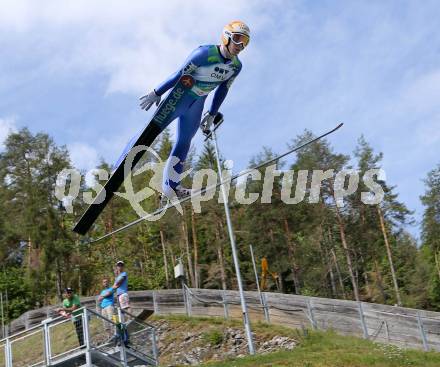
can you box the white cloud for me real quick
[68,142,99,171]
[0,116,17,149]
[0,0,260,95]
[1,0,439,240]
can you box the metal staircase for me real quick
[0,307,158,367]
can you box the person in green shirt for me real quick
[56,287,84,346]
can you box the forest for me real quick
[0,127,439,323]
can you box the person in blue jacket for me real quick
[112,260,130,312]
[97,277,115,337]
[139,21,250,199]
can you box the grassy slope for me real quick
[153,315,440,367]
[202,329,440,367]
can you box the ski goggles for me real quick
[230,33,250,47]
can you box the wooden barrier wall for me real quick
[6,289,440,351]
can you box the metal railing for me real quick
[2,321,47,366]
[46,312,85,362]
[0,307,158,366]
[121,309,158,364]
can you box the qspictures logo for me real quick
[55,145,387,221]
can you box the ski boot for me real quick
[159,185,192,209]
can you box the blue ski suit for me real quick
[154,45,242,194]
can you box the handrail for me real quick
[6,327,43,344]
[1,313,63,343]
[1,306,158,367]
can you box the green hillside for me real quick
[152,315,440,367]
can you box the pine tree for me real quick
[0,128,72,304]
[420,164,440,307]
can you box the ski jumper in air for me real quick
[139,20,251,199]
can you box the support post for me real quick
[175,259,188,316]
[185,285,192,317]
[151,326,159,366]
[5,337,12,367]
[262,293,271,323]
[306,299,317,329]
[153,291,159,315]
[417,311,429,351]
[82,308,93,366]
[181,279,189,316]
[358,302,369,339]
[43,320,51,365]
[384,320,390,342]
[117,307,128,366]
[222,291,229,319]
[212,127,255,355]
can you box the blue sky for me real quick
[1,0,439,239]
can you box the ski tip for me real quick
[327,122,344,134]
[322,123,343,137]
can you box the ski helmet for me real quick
[222,21,250,48]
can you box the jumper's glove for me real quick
[200,112,216,135]
[139,90,161,111]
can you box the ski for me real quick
[73,75,196,235]
[88,122,344,243]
